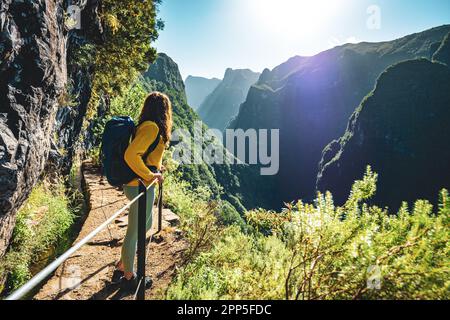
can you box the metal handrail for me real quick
[5,179,158,301]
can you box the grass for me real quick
[0,168,84,295]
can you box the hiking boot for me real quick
[120,273,153,293]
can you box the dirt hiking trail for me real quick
[35,162,187,300]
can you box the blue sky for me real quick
[154,0,450,79]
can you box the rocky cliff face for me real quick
[50,0,103,174]
[317,58,450,210]
[0,0,68,257]
[0,0,103,258]
[230,25,450,209]
[198,68,260,132]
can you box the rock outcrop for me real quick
[317,59,450,210]
[433,32,450,66]
[0,0,103,258]
[0,0,68,257]
[50,0,103,174]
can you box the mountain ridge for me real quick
[256,24,450,91]
[317,56,450,210]
[229,24,450,209]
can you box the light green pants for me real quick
[121,185,155,273]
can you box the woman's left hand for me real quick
[153,173,164,184]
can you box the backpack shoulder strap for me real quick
[134,122,161,161]
[142,132,161,160]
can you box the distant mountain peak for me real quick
[143,52,185,93]
[186,75,222,82]
[197,68,260,132]
[185,75,222,110]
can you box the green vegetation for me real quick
[163,151,246,237]
[0,178,81,292]
[74,0,163,117]
[165,166,449,300]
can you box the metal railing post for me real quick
[136,180,147,300]
[158,183,163,233]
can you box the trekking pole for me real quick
[136,179,147,300]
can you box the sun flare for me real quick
[250,0,340,36]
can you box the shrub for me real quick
[216,201,247,232]
[162,153,220,263]
[166,167,450,300]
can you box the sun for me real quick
[250,0,339,36]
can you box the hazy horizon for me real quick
[154,0,450,80]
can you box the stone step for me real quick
[114,208,180,229]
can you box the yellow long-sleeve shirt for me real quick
[124,121,165,187]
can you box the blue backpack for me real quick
[101,116,160,187]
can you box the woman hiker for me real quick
[112,92,172,292]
